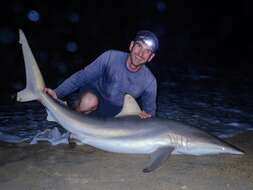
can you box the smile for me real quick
[135,55,144,62]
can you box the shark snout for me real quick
[222,146,244,155]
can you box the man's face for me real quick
[129,40,155,67]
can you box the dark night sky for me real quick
[0,0,252,101]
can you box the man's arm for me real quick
[140,79,157,118]
[54,51,111,98]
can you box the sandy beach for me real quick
[0,132,252,190]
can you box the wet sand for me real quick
[0,132,252,190]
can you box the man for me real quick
[44,30,159,119]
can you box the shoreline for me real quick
[0,132,252,190]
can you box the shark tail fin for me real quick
[17,89,39,102]
[17,29,45,102]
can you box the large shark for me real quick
[17,29,243,173]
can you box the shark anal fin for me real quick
[143,146,174,173]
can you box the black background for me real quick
[0,0,252,102]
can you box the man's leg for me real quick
[75,91,98,114]
[95,97,122,118]
[67,85,121,118]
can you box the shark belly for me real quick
[81,135,162,154]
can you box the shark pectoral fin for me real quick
[143,146,174,173]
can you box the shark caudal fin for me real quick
[115,94,142,117]
[17,29,45,102]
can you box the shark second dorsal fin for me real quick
[115,94,142,117]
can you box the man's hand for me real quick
[43,88,58,99]
[138,111,152,119]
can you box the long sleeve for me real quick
[55,51,111,98]
[140,79,157,116]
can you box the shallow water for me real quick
[156,69,253,138]
[0,68,252,143]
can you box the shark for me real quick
[16,29,243,173]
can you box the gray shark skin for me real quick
[17,29,243,173]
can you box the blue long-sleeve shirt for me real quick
[55,50,157,116]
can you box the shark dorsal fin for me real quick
[115,94,142,117]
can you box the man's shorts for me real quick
[66,85,122,118]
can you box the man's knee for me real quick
[76,91,98,114]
